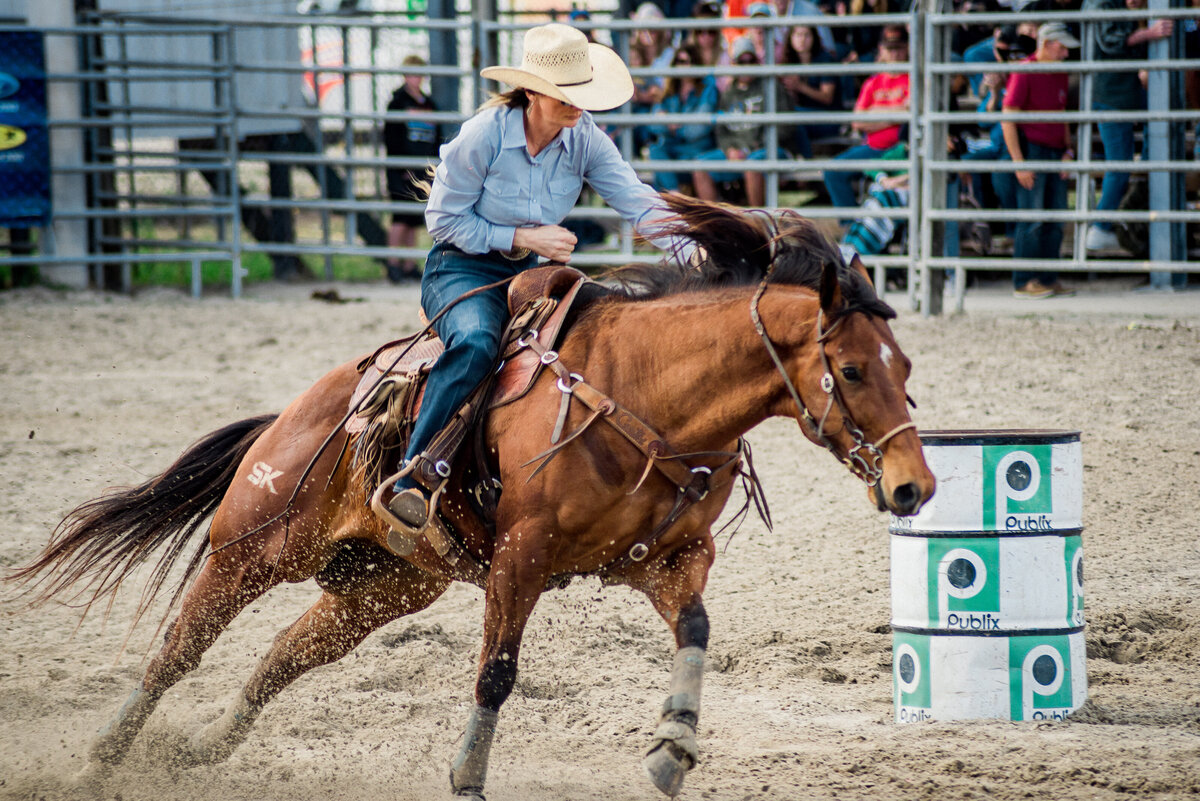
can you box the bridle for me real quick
[748,269,916,488]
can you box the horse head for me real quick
[643,194,935,517]
[805,251,936,516]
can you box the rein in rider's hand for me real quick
[514,225,578,263]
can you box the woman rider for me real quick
[387,23,694,538]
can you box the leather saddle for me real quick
[346,265,591,493]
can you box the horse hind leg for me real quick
[78,549,282,785]
[184,548,450,766]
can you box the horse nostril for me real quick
[891,482,920,514]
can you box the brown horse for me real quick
[10,197,934,800]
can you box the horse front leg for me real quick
[450,544,550,800]
[636,540,714,798]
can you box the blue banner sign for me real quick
[0,30,50,227]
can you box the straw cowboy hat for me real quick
[480,23,634,111]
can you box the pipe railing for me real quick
[2,6,1195,308]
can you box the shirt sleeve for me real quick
[1003,71,1029,111]
[581,122,695,261]
[424,111,516,254]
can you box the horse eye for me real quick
[841,366,863,383]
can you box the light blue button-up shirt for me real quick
[426,104,685,257]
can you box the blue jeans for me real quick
[694,145,785,183]
[823,143,887,208]
[1013,141,1066,288]
[397,242,533,490]
[1095,101,1134,233]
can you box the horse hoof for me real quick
[452,791,485,801]
[181,728,236,767]
[643,743,691,797]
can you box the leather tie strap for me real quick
[513,334,743,571]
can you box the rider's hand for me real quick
[514,225,578,263]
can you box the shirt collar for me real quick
[499,104,577,157]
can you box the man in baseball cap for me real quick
[1001,21,1079,298]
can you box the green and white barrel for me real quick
[890,430,1087,723]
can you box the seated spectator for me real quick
[963,24,1012,99]
[780,24,841,157]
[1082,0,1174,252]
[630,2,678,152]
[691,37,789,205]
[568,9,601,44]
[829,0,897,64]
[841,173,910,258]
[949,0,1001,57]
[1002,22,1078,298]
[654,0,703,18]
[822,25,910,209]
[775,0,838,57]
[688,1,734,91]
[744,0,779,62]
[647,44,721,192]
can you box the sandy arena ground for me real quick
[1,276,1198,801]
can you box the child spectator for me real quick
[382,55,440,283]
[691,36,787,205]
[647,44,720,192]
[822,25,910,209]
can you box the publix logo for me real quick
[983,445,1053,531]
[1065,538,1085,627]
[1009,637,1074,720]
[893,632,932,722]
[927,539,1000,630]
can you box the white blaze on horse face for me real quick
[880,342,895,370]
[248,461,284,494]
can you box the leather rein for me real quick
[748,270,915,488]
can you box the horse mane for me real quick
[595,193,895,321]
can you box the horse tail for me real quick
[8,413,279,623]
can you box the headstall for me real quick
[748,268,915,488]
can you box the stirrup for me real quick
[371,463,422,555]
[371,470,457,565]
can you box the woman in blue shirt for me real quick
[388,23,688,536]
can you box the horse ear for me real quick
[847,252,873,287]
[819,257,843,311]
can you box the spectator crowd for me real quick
[388,0,1197,295]
[611,0,1193,295]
